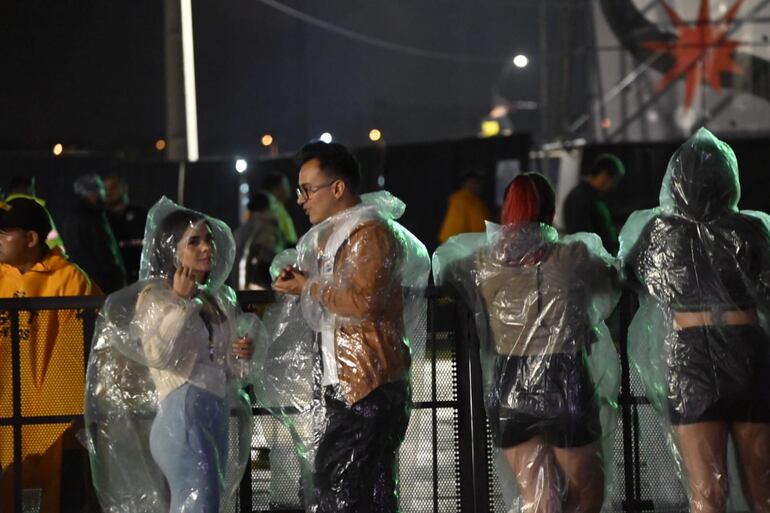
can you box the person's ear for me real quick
[25,230,39,249]
[332,179,346,199]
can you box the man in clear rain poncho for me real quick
[619,128,770,513]
[84,197,267,513]
[433,173,620,513]
[258,142,429,513]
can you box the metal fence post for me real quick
[454,301,490,513]
[618,291,654,512]
[11,307,23,513]
[239,385,254,513]
[428,294,440,513]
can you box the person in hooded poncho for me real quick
[433,173,620,513]
[619,128,770,513]
[260,142,430,513]
[84,197,266,513]
[61,174,127,293]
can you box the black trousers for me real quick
[313,381,410,513]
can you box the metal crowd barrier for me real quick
[0,290,686,513]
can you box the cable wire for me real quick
[258,0,507,64]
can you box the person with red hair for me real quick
[433,173,620,513]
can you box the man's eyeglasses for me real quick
[296,180,337,200]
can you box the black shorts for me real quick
[667,324,770,425]
[486,353,601,449]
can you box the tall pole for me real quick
[164,0,199,163]
[538,1,549,142]
[180,0,199,163]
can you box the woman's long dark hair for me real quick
[151,209,225,329]
[150,209,207,280]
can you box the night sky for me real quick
[0,1,561,158]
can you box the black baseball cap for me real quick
[0,197,52,238]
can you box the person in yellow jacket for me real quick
[0,197,101,513]
[438,172,492,243]
[263,172,299,248]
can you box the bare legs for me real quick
[503,438,603,513]
[732,422,770,513]
[676,421,770,513]
[553,442,604,513]
[676,422,730,513]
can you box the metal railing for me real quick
[0,290,679,513]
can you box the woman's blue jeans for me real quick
[150,383,228,513]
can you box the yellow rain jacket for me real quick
[438,188,491,243]
[0,248,100,513]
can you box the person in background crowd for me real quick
[0,197,101,513]
[103,173,148,283]
[263,172,298,249]
[231,190,281,290]
[438,171,492,243]
[61,174,127,293]
[562,154,625,254]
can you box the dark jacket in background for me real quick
[563,180,618,254]
[230,211,281,290]
[61,200,127,293]
[107,203,148,283]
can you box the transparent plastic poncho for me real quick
[618,128,770,512]
[83,196,267,513]
[254,190,430,512]
[433,221,621,513]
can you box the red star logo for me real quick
[643,0,744,109]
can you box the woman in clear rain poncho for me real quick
[254,142,429,513]
[619,128,770,513]
[84,197,265,513]
[433,173,620,513]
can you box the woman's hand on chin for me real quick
[173,266,198,298]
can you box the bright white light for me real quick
[181,0,199,162]
[235,159,248,173]
[52,143,63,156]
[320,132,333,143]
[513,54,529,68]
[239,183,250,193]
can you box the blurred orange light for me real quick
[261,134,274,146]
[52,143,63,156]
[600,117,612,129]
[155,139,167,151]
[368,129,382,142]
